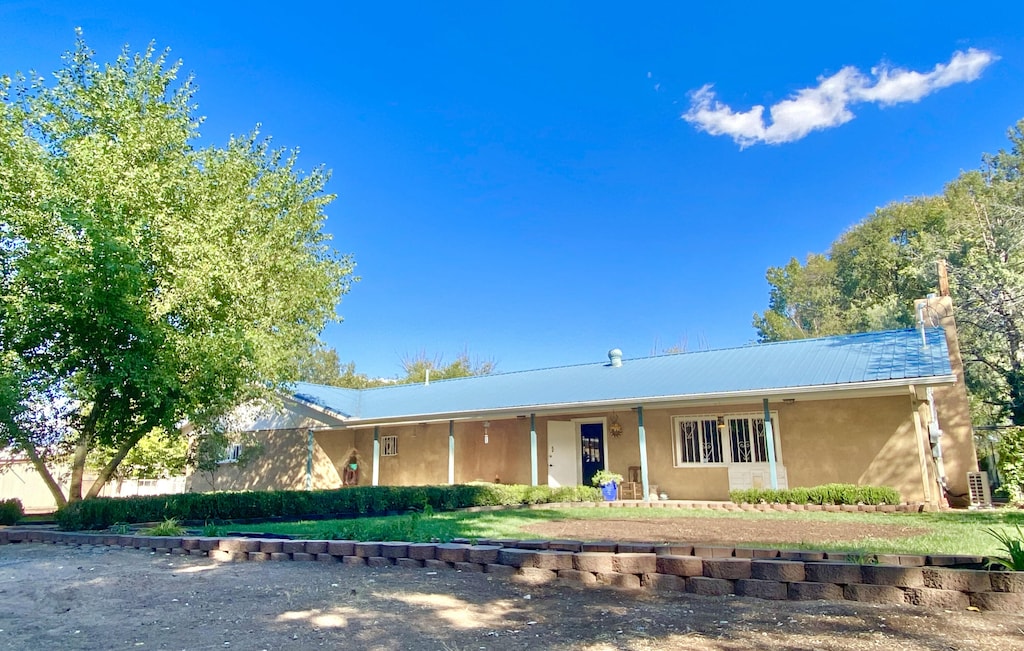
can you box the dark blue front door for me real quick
[580,423,605,486]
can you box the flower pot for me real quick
[601,481,618,501]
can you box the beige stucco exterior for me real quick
[184,296,978,505]
[188,385,975,505]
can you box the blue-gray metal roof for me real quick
[290,328,954,424]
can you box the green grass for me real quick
[207,506,1024,557]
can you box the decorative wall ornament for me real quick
[609,414,624,437]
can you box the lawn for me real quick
[213,506,1024,557]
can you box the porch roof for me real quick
[290,327,955,425]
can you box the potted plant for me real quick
[591,470,624,501]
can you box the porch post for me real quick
[372,426,380,486]
[448,420,455,485]
[306,429,314,491]
[530,413,538,486]
[637,405,651,500]
[763,398,779,489]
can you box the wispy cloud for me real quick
[683,48,997,148]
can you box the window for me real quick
[728,417,770,463]
[381,435,398,457]
[218,443,242,464]
[673,413,779,466]
[677,418,722,464]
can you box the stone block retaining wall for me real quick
[2,526,1020,612]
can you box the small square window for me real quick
[218,443,242,464]
[381,435,398,456]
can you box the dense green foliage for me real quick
[0,498,23,525]
[55,483,600,530]
[729,483,901,506]
[996,426,1024,504]
[0,34,353,505]
[986,524,1024,571]
[141,517,187,537]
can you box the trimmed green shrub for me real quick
[0,498,23,525]
[55,483,602,530]
[729,483,901,506]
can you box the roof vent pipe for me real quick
[608,348,623,367]
[425,368,430,386]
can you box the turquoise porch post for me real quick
[637,406,650,500]
[763,398,779,489]
[372,426,380,486]
[448,420,455,485]
[530,413,538,486]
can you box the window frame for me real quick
[671,412,781,468]
[380,434,398,457]
[217,443,243,464]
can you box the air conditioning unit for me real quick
[967,471,992,509]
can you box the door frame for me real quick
[546,417,610,487]
[573,417,608,485]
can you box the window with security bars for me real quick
[674,414,779,466]
[729,417,770,463]
[677,418,722,464]
[381,435,398,456]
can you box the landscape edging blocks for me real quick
[1,525,1019,612]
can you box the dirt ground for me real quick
[523,516,931,545]
[1,543,1023,651]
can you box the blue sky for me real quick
[3,2,1023,378]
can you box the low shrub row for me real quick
[729,483,901,506]
[0,498,23,525]
[55,483,601,530]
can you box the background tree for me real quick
[89,430,188,482]
[0,34,353,506]
[400,351,496,383]
[753,117,1024,440]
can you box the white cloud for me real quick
[683,49,997,148]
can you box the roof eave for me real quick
[282,395,349,427]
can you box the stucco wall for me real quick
[186,428,351,492]
[188,393,944,504]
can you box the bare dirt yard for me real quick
[523,515,931,545]
[1,542,1022,651]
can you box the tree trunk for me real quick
[67,390,110,503]
[67,434,92,503]
[20,442,68,508]
[83,428,149,500]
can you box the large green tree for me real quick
[0,34,354,505]
[754,118,1024,428]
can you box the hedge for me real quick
[55,483,601,530]
[729,483,901,506]
[0,498,23,525]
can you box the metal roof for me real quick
[290,328,955,425]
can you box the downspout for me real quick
[909,385,934,505]
[926,387,950,500]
